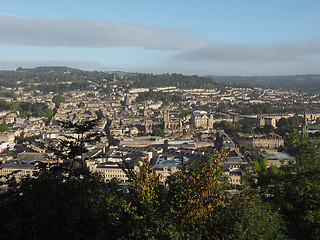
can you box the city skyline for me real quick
[1,0,320,76]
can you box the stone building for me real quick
[221,156,248,185]
[163,110,182,133]
[151,153,185,183]
[192,110,214,129]
[235,133,284,150]
[0,159,36,183]
[86,160,131,183]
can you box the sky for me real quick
[0,0,320,76]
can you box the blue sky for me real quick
[0,0,319,75]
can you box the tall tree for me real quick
[247,129,320,239]
[0,120,130,240]
[211,190,287,240]
[52,94,65,108]
[167,150,228,237]
[120,158,188,239]
[0,122,8,132]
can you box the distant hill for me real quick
[1,66,319,93]
[211,75,320,93]
[0,66,234,92]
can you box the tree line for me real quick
[0,100,53,119]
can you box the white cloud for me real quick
[1,14,320,75]
[0,14,210,50]
[176,42,320,62]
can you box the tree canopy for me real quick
[0,122,8,132]
[52,94,65,108]
[246,129,320,239]
[152,127,165,137]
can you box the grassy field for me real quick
[309,125,320,130]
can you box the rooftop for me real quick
[261,151,294,160]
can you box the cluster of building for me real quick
[1,78,319,188]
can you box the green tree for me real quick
[152,127,165,137]
[277,118,289,128]
[179,109,189,119]
[120,158,188,239]
[44,108,54,118]
[48,119,102,169]
[9,102,20,112]
[254,126,264,134]
[0,165,131,240]
[262,124,275,134]
[11,93,18,100]
[215,121,240,137]
[167,150,228,237]
[122,157,161,205]
[247,129,320,239]
[52,94,65,108]
[241,123,254,134]
[211,190,287,239]
[0,122,8,132]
